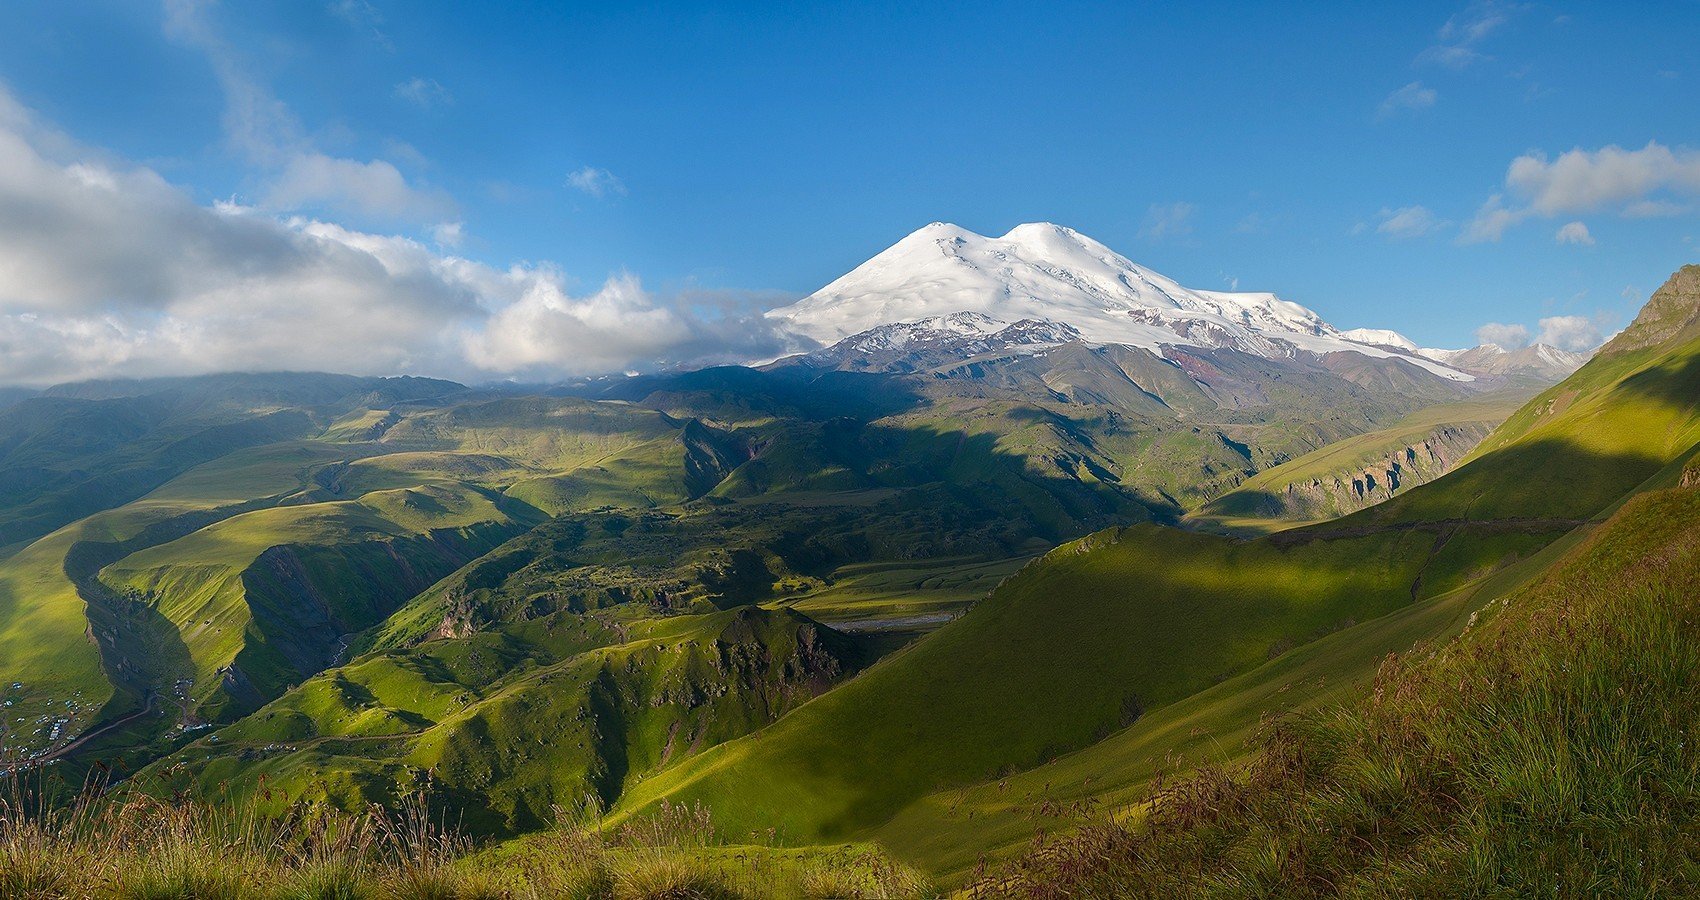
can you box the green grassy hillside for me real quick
[975,457,1700,896]
[148,604,870,834]
[0,395,718,758]
[100,482,538,722]
[0,442,377,756]
[878,515,1598,879]
[134,479,1079,822]
[1,323,1506,767]
[603,268,1700,876]
[0,374,464,552]
[0,310,1612,870]
[1191,394,1529,534]
[607,519,1560,847]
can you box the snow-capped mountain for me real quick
[825,312,1081,357]
[1418,343,1590,380]
[1340,327,1589,380]
[1338,328,1422,353]
[787,312,1086,375]
[769,222,1474,382]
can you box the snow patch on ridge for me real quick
[1340,328,1421,352]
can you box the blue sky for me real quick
[0,1,1696,383]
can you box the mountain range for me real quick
[3,226,1681,897]
[771,221,1587,382]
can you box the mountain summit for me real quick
[769,222,1474,381]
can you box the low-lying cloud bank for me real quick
[1473,314,1607,353]
[0,89,802,388]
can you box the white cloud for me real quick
[1507,143,1700,215]
[466,272,689,374]
[1535,314,1604,351]
[164,0,441,223]
[1623,199,1691,218]
[1138,201,1195,240]
[1378,82,1437,119]
[1554,221,1594,245]
[1459,194,1530,243]
[566,166,627,199]
[266,153,453,221]
[1419,1,1516,68]
[1375,205,1444,239]
[1475,322,1530,349]
[1468,314,1609,353]
[163,0,300,165]
[431,221,464,249]
[0,86,796,387]
[1438,2,1512,45]
[395,77,452,109]
[1464,142,1700,242]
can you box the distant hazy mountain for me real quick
[1337,327,1590,381]
[770,222,1473,382]
[1419,343,1590,380]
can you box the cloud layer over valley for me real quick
[0,86,797,387]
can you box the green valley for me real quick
[1,259,1693,899]
[3,8,1695,895]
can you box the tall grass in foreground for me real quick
[0,784,932,899]
[970,486,1700,899]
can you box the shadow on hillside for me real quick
[601,436,1692,845]
[1202,488,1282,519]
[0,408,312,550]
[61,498,290,742]
[1617,349,1700,412]
[1328,436,1670,528]
[563,366,928,422]
[849,419,1167,540]
[65,540,197,730]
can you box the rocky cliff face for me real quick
[1249,422,1494,520]
[1601,265,1700,356]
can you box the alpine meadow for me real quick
[2,3,1699,898]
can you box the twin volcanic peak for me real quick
[767,222,1585,382]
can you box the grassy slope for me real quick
[976,462,1700,896]
[0,401,313,552]
[100,482,537,720]
[0,395,720,754]
[139,472,1086,824]
[0,527,116,749]
[0,782,932,899]
[879,520,1598,879]
[604,324,1700,870]
[0,341,1486,759]
[1358,333,1700,525]
[12,353,1198,772]
[332,396,713,516]
[886,341,1474,510]
[0,373,465,553]
[0,442,368,754]
[607,522,1540,845]
[150,605,869,835]
[776,555,1031,627]
[1189,393,1529,535]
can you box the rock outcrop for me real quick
[1600,265,1700,356]
[1246,422,1494,520]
